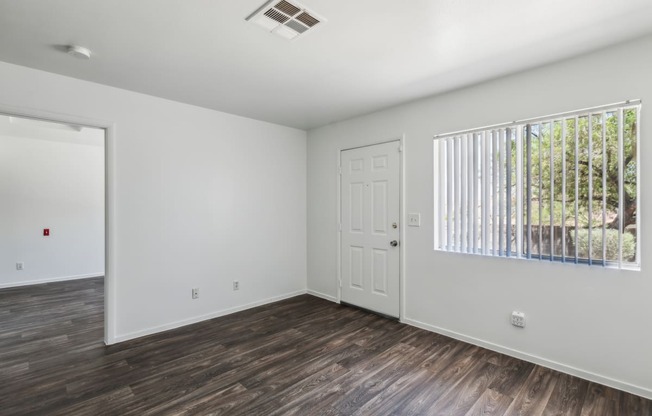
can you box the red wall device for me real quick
[43,228,50,236]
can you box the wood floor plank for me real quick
[580,382,621,416]
[1,277,651,415]
[619,390,652,416]
[332,342,423,414]
[489,357,537,399]
[352,345,488,415]
[464,388,514,416]
[425,361,500,416]
[228,363,350,415]
[543,373,590,416]
[504,366,559,416]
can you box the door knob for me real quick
[390,240,398,247]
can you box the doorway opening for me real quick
[0,112,110,346]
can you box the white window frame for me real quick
[434,100,641,270]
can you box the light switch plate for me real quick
[408,213,421,227]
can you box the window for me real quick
[436,101,640,269]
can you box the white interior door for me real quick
[340,141,400,317]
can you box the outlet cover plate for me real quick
[511,311,526,328]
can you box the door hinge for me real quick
[338,166,342,175]
[398,145,403,152]
[338,223,342,232]
[339,279,342,288]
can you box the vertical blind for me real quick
[436,101,641,269]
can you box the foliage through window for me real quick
[436,101,640,269]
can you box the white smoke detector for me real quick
[246,0,324,40]
[67,45,92,59]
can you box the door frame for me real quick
[337,135,406,321]
[0,103,117,345]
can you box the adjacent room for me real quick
[0,0,651,414]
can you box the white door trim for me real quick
[0,102,118,345]
[336,136,405,320]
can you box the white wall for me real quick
[0,116,105,287]
[0,60,307,343]
[307,35,652,398]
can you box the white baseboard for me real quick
[402,317,652,400]
[306,289,338,303]
[112,289,307,344]
[0,273,104,289]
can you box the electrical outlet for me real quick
[511,311,526,328]
[408,213,421,227]
[192,288,199,299]
[233,281,239,291]
[16,262,24,271]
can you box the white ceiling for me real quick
[1,0,652,130]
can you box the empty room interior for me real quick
[1,0,651,415]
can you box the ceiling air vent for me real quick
[264,8,290,24]
[274,0,301,16]
[246,0,324,40]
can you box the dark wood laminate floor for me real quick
[1,278,650,415]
